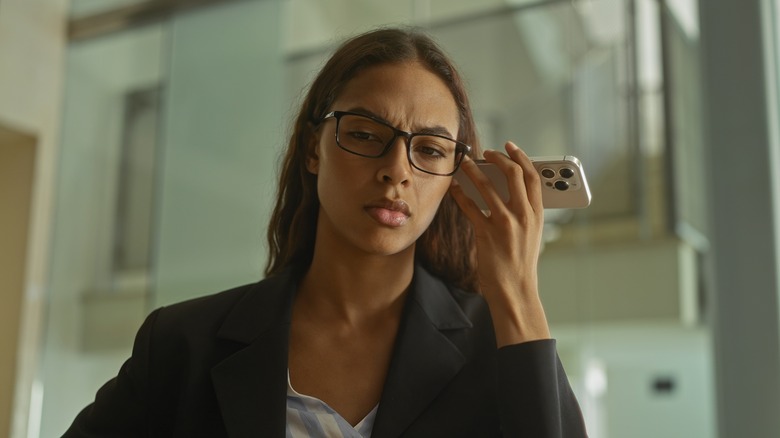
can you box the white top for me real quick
[286,371,378,438]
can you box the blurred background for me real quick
[1,0,779,437]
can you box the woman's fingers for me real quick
[481,148,526,214]
[452,142,548,345]
[451,142,543,224]
[449,177,489,224]
[455,155,506,214]
[502,141,543,213]
[479,143,542,215]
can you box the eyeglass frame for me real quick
[318,110,472,176]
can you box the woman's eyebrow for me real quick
[416,126,455,138]
[345,106,456,138]
[344,106,386,121]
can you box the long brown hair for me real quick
[265,27,482,291]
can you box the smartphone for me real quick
[454,155,592,209]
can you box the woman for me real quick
[65,27,587,437]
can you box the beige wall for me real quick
[0,0,69,437]
[0,125,36,438]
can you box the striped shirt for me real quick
[286,371,378,438]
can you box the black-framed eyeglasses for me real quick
[320,110,471,176]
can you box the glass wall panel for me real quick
[152,0,284,307]
[40,0,285,435]
[39,23,168,436]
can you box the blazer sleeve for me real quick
[495,339,588,437]
[62,308,162,438]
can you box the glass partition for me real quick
[39,22,169,435]
[40,1,284,433]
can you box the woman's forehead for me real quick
[331,62,460,132]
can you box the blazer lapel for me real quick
[371,266,474,438]
[208,266,474,438]
[210,270,297,438]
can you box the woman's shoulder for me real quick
[413,265,492,327]
[158,281,255,315]
[142,283,256,342]
[149,271,295,338]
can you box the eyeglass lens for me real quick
[336,113,462,175]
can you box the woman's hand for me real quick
[449,141,551,347]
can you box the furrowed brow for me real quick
[345,106,456,138]
[416,126,455,139]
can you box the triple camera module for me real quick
[540,167,574,191]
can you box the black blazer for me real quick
[64,266,587,437]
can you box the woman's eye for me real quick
[414,145,447,159]
[421,146,443,156]
[348,131,382,143]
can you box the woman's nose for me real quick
[377,136,412,186]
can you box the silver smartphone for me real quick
[454,155,592,209]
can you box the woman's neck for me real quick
[297,242,414,327]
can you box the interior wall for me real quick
[698,1,780,435]
[0,125,37,438]
[0,1,69,437]
[556,322,715,438]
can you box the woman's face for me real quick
[308,61,460,260]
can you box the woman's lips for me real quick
[365,199,411,227]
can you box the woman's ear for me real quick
[305,125,320,175]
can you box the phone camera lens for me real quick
[559,167,574,179]
[541,168,555,179]
[554,180,570,191]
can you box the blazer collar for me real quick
[371,266,473,438]
[215,269,297,343]
[211,269,297,438]
[210,265,474,437]
[407,266,473,331]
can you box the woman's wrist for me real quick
[484,281,551,347]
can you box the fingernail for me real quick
[506,141,520,150]
[450,178,460,187]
